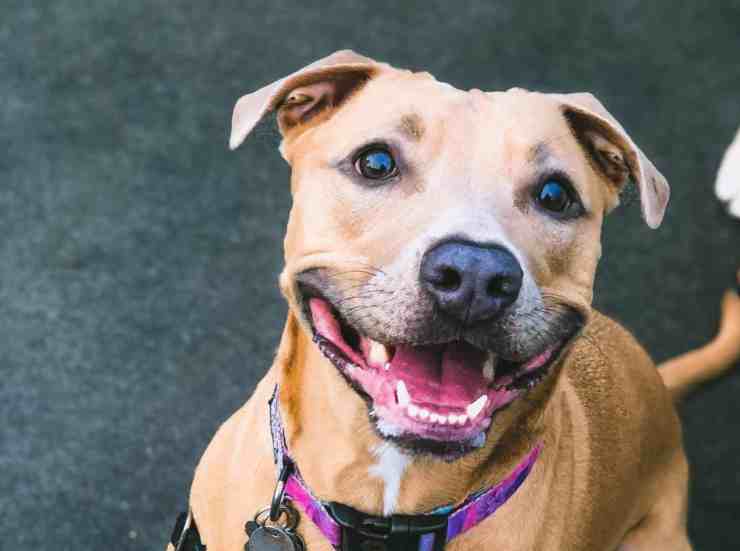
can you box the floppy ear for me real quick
[552,92,670,229]
[229,50,380,150]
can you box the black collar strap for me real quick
[326,501,448,551]
[170,510,206,551]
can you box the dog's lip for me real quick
[298,282,539,362]
[302,291,577,446]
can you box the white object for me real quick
[368,443,410,515]
[716,128,740,219]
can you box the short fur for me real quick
[169,52,740,551]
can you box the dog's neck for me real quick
[274,313,554,517]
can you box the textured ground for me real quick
[1,2,739,549]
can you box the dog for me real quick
[168,51,740,550]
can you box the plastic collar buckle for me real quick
[327,501,448,551]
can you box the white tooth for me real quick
[408,404,419,418]
[396,380,411,407]
[383,362,391,372]
[437,415,447,425]
[447,414,458,424]
[466,395,488,419]
[369,340,390,366]
[429,413,439,423]
[483,354,496,382]
[457,414,468,425]
[419,408,430,420]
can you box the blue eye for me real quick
[355,148,397,180]
[537,180,572,213]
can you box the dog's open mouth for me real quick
[306,294,578,454]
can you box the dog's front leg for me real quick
[617,452,692,551]
[618,528,692,551]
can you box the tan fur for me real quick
[659,279,740,402]
[171,52,740,551]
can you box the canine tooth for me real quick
[396,380,411,407]
[408,404,419,418]
[483,354,496,382]
[369,339,390,366]
[383,362,391,372]
[419,408,430,420]
[457,414,468,425]
[429,413,440,423]
[466,395,488,419]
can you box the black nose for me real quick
[420,239,523,325]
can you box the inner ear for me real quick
[564,109,633,190]
[277,70,371,133]
[583,131,630,187]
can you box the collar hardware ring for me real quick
[254,506,299,532]
[270,461,293,522]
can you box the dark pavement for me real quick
[1,2,738,549]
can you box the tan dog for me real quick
[174,51,740,550]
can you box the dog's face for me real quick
[231,51,669,457]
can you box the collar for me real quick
[269,386,541,551]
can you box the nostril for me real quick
[421,239,523,324]
[436,267,462,291]
[487,276,517,297]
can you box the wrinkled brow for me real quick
[526,141,579,182]
[526,140,574,176]
[527,142,553,166]
[397,113,425,142]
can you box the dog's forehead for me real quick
[290,73,574,164]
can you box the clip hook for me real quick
[269,460,293,522]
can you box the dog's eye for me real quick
[535,178,584,219]
[355,148,397,181]
[537,180,571,212]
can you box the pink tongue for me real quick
[392,341,488,407]
[310,297,489,408]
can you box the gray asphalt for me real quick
[1,2,738,549]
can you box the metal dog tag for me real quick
[245,525,303,551]
[245,506,305,551]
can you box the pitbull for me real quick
[171,51,740,550]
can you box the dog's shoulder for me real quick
[545,314,686,548]
[562,308,681,449]
[575,310,655,372]
[188,372,279,549]
[566,310,674,403]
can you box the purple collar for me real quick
[269,387,541,550]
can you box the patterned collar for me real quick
[269,386,541,551]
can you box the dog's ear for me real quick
[229,50,379,150]
[553,92,670,229]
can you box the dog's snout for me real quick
[420,240,523,325]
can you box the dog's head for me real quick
[231,51,669,458]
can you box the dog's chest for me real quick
[367,443,411,516]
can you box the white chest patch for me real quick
[368,442,411,515]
